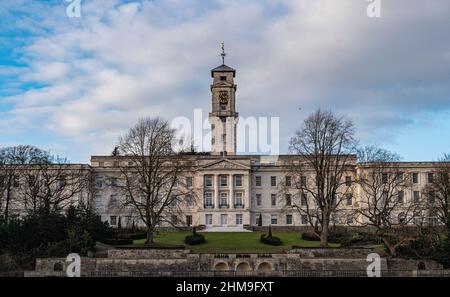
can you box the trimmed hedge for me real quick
[101,238,133,245]
[184,234,206,245]
[260,234,282,246]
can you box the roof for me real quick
[211,64,236,77]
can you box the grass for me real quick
[133,231,339,253]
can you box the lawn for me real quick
[133,231,339,253]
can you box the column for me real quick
[229,174,234,209]
[215,174,219,208]
[246,173,250,209]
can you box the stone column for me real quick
[215,174,219,208]
[229,174,234,209]
[245,173,250,209]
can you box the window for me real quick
[398,212,406,224]
[271,194,276,207]
[301,215,308,225]
[346,194,353,206]
[186,176,193,188]
[204,192,213,207]
[412,173,419,184]
[286,194,292,206]
[171,215,178,225]
[398,191,404,204]
[186,194,193,207]
[428,173,434,184]
[234,175,243,187]
[256,194,262,206]
[255,176,262,187]
[204,175,213,187]
[220,76,227,81]
[186,215,192,227]
[58,176,66,189]
[95,194,102,208]
[396,173,404,182]
[270,176,277,187]
[300,176,307,187]
[285,176,291,187]
[236,214,243,225]
[13,175,19,188]
[428,190,436,204]
[382,173,388,184]
[271,214,278,225]
[110,194,118,207]
[95,176,103,188]
[345,176,352,186]
[110,216,117,226]
[220,104,227,111]
[286,215,293,225]
[205,214,213,225]
[220,192,228,206]
[347,216,354,225]
[413,191,420,203]
[235,192,243,207]
[301,194,307,206]
[110,177,117,187]
[220,175,228,187]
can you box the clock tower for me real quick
[209,43,238,156]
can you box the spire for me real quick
[220,42,227,65]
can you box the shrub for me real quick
[101,238,133,245]
[301,232,320,241]
[260,234,282,246]
[184,234,206,245]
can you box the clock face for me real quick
[219,91,229,104]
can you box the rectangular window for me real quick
[398,191,404,204]
[300,176,307,187]
[186,215,192,227]
[186,176,193,188]
[396,173,404,182]
[271,194,276,207]
[204,175,213,187]
[428,191,436,204]
[255,176,262,187]
[186,194,193,207]
[171,215,178,225]
[286,194,292,206]
[220,192,228,206]
[220,76,227,81]
[220,175,228,187]
[234,192,243,207]
[58,176,66,189]
[110,177,117,187]
[271,214,278,225]
[110,194,118,207]
[204,192,213,207]
[205,214,213,225]
[301,194,307,206]
[346,194,353,206]
[382,173,388,184]
[234,175,243,187]
[110,216,117,226]
[345,176,352,186]
[285,176,291,187]
[95,194,102,208]
[95,176,103,188]
[301,215,308,225]
[347,216,354,225]
[286,215,293,225]
[256,194,262,206]
[413,191,420,203]
[428,173,434,184]
[412,173,418,184]
[270,176,277,187]
[236,214,243,225]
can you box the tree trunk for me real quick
[320,216,329,247]
[145,227,154,245]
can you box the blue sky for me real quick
[1,0,449,163]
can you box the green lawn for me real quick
[133,231,339,253]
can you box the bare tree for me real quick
[355,145,418,255]
[115,117,196,244]
[423,154,450,238]
[287,109,357,246]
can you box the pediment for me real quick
[212,81,233,87]
[201,159,250,170]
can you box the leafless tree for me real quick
[115,117,196,244]
[422,154,450,238]
[355,145,419,255]
[287,109,357,246]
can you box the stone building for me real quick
[1,58,446,231]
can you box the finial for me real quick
[220,42,227,65]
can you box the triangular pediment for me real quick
[212,81,233,87]
[201,159,250,170]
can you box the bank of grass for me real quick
[133,231,339,253]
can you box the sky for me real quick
[0,0,449,163]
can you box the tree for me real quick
[355,145,418,255]
[115,117,196,244]
[423,154,450,238]
[287,109,357,246]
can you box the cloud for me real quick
[1,0,450,162]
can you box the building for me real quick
[1,56,445,230]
